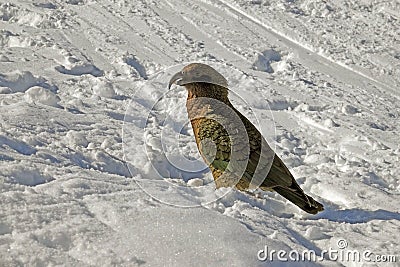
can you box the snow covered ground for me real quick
[0,0,399,266]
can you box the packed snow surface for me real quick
[0,0,399,266]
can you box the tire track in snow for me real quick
[57,29,115,74]
[210,0,399,96]
[71,2,177,67]
[159,0,393,110]
[157,0,356,113]
[158,0,256,69]
[170,0,398,103]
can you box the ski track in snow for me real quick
[0,0,399,266]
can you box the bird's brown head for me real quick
[168,63,229,99]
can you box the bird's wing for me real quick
[192,104,295,190]
[192,112,250,187]
[235,109,302,190]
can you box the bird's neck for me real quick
[185,83,235,126]
[185,83,230,103]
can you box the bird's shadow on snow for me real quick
[314,207,400,224]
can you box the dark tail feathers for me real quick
[274,186,324,214]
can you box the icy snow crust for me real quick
[0,0,399,266]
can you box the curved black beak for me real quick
[168,71,184,89]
